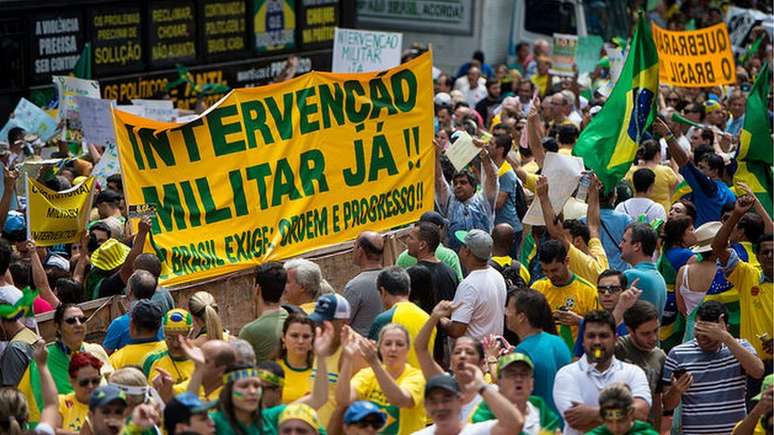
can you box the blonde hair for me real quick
[0,388,28,434]
[377,323,410,348]
[189,291,224,341]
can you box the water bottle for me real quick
[576,172,592,202]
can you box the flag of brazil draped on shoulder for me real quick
[736,61,773,216]
[573,14,659,191]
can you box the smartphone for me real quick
[672,368,687,379]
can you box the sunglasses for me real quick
[354,420,384,430]
[65,316,87,325]
[597,286,623,295]
[78,377,102,388]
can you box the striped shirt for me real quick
[662,338,756,434]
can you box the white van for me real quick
[508,0,630,62]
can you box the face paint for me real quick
[602,408,628,422]
[232,391,246,400]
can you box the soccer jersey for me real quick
[532,274,599,339]
[368,301,435,370]
[567,238,608,284]
[108,339,166,370]
[352,364,426,435]
[58,392,89,433]
[724,250,773,359]
[277,357,312,404]
[142,350,194,385]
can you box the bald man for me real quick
[166,339,236,402]
[343,231,385,335]
[490,223,530,287]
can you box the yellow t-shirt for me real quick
[173,379,222,401]
[143,351,195,386]
[522,160,540,175]
[740,241,761,270]
[351,364,426,435]
[300,302,316,314]
[277,358,313,404]
[311,346,342,426]
[625,164,678,212]
[490,256,531,285]
[58,392,88,433]
[531,74,549,96]
[532,274,600,339]
[108,340,166,370]
[568,238,609,284]
[368,301,435,371]
[727,259,773,359]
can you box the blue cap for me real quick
[3,212,25,234]
[163,392,217,434]
[308,294,351,324]
[343,400,387,426]
[88,385,127,410]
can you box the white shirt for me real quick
[614,197,667,224]
[412,420,497,435]
[553,356,652,435]
[451,267,506,340]
[522,400,542,435]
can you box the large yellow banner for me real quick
[26,177,95,246]
[114,52,434,285]
[652,22,736,87]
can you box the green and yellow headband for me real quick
[0,287,38,320]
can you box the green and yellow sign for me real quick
[113,52,434,285]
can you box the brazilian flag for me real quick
[573,13,659,192]
[72,43,92,79]
[735,61,773,216]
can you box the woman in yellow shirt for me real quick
[276,313,315,403]
[57,352,103,434]
[336,323,426,435]
[625,140,679,212]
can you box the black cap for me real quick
[424,374,460,397]
[131,299,163,331]
[163,393,217,434]
[95,189,122,204]
[419,211,448,228]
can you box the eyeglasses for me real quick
[64,316,87,325]
[597,286,623,295]
[78,377,102,388]
[354,420,384,430]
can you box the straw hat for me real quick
[690,221,722,254]
[90,238,130,271]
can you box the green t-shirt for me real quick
[586,420,659,435]
[210,406,328,435]
[395,246,463,281]
[238,309,288,363]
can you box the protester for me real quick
[57,352,103,433]
[402,221,460,303]
[615,168,667,224]
[143,308,195,385]
[344,231,385,336]
[586,383,659,435]
[102,269,163,354]
[0,285,38,386]
[240,262,289,363]
[447,229,506,340]
[189,291,227,345]
[283,259,324,314]
[395,211,464,281]
[342,400,388,435]
[619,223,667,318]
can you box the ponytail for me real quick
[204,305,224,341]
[189,291,224,341]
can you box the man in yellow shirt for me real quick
[369,267,435,369]
[536,175,608,284]
[532,240,600,343]
[713,196,773,363]
[143,308,195,385]
[167,339,236,402]
[108,300,166,370]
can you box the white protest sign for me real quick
[115,105,146,117]
[91,142,120,188]
[131,99,176,122]
[75,96,115,147]
[0,98,58,142]
[332,27,403,73]
[445,131,480,172]
[522,152,584,226]
[53,76,100,143]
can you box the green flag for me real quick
[72,43,92,79]
[572,14,659,191]
[740,35,764,65]
[736,61,773,215]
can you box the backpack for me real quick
[488,258,527,289]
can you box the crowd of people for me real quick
[1,1,773,434]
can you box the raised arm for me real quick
[654,117,689,167]
[299,322,333,410]
[461,363,524,435]
[434,138,449,211]
[358,338,415,408]
[33,341,61,428]
[475,139,499,205]
[712,196,755,265]
[536,176,569,248]
[72,233,90,285]
[526,97,546,168]
[335,326,360,407]
[29,241,59,308]
[414,303,449,380]
[587,174,601,239]
[0,168,19,231]
[118,217,151,284]
[738,181,774,233]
